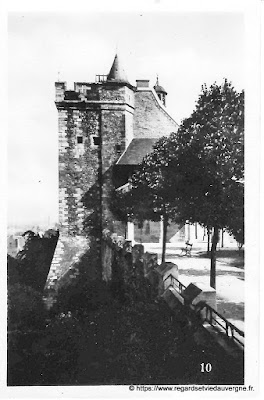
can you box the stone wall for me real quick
[101,230,244,360]
[101,108,126,232]
[58,106,101,237]
[47,235,90,290]
[56,81,134,238]
[101,229,179,299]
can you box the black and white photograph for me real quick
[2,0,261,396]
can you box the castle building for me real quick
[50,54,236,285]
[55,54,179,240]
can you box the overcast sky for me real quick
[8,10,245,227]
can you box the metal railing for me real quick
[95,74,108,82]
[164,274,187,294]
[164,274,244,348]
[201,302,244,347]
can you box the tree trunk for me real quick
[207,228,211,254]
[238,242,243,255]
[161,215,168,263]
[187,223,191,242]
[203,227,206,241]
[210,226,219,289]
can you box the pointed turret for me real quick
[107,54,130,84]
[154,75,167,106]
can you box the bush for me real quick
[54,278,113,316]
[8,284,46,331]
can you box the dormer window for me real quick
[77,136,83,144]
[115,144,121,152]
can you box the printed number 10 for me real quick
[200,363,212,373]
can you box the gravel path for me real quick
[143,243,244,331]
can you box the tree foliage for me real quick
[116,79,244,288]
[166,80,244,224]
[8,283,46,331]
[114,136,181,261]
[225,182,244,249]
[164,80,244,287]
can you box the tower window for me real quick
[93,136,100,146]
[91,135,101,147]
[77,136,83,144]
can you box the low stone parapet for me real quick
[155,262,179,292]
[181,282,216,312]
[142,252,158,276]
[189,282,217,314]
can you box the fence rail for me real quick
[202,302,244,347]
[165,274,244,348]
[164,274,187,294]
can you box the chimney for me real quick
[136,80,150,88]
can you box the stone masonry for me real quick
[51,54,179,281]
[56,83,134,236]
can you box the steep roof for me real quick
[116,138,158,165]
[107,54,130,84]
[133,89,178,139]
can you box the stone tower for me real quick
[55,54,134,238]
[49,55,179,285]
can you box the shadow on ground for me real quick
[216,300,244,321]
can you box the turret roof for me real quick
[154,76,167,94]
[107,54,130,84]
